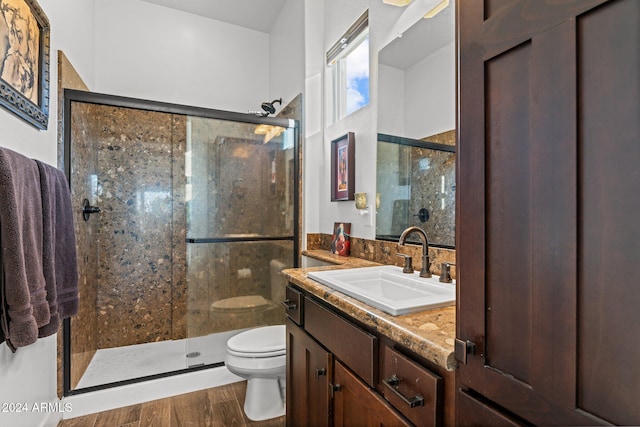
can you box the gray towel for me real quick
[0,147,50,350]
[36,160,79,338]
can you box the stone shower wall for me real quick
[409,147,456,247]
[68,101,99,389]
[87,104,187,348]
[414,129,456,247]
[70,104,297,356]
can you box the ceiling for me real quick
[140,0,453,68]
[140,0,288,33]
[379,2,455,70]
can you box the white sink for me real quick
[307,265,456,316]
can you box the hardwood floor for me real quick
[57,381,285,427]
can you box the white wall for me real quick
[377,63,405,136]
[314,0,376,241]
[0,0,95,424]
[269,0,304,107]
[404,41,455,139]
[378,42,455,140]
[93,0,270,113]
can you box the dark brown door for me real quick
[286,319,331,427]
[457,0,640,425]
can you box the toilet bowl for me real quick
[224,324,286,421]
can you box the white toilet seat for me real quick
[227,325,285,355]
[227,347,285,358]
[225,352,286,372]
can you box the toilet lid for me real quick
[211,295,270,311]
[227,325,286,356]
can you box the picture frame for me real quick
[331,132,355,201]
[330,222,351,256]
[0,0,50,130]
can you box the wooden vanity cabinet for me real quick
[286,285,451,427]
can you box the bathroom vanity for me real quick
[282,253,456,426]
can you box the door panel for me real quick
[485,40,533,383]
[458,0,637,424]
[286,319,331,427]
[577,0,640,424]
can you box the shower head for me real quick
[260,98,282,116]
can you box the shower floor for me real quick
[76,329,244,389]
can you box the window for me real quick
[327,10,370,122]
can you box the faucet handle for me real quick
[396,254,413,273]
[439,262,453,283]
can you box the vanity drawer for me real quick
[283,285,303,326]
[380,346,442,427]
[304,297,377,386]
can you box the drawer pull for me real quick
[315,368,327,379]
[383,375,424,408]
[281,299,297,310]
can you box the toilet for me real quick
[221,259,288,420]
[225,324,286,421]
[210,259,287,321]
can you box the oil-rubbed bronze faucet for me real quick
[398,226,431,278]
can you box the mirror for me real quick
[376,134,455,248]
[376,2,455,247]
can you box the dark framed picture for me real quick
[0,0,50,129]
[331,132,355,201]
[330,222,351,256]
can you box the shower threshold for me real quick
[76,330,241,389]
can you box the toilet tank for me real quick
[269,259,288,303]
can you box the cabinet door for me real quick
[456,391,524,427]
[457,0,640,425]
[286,319,331,427]
[333,360,411,427]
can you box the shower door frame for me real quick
[61,89,300,396]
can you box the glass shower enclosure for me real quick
[62,90,299,394]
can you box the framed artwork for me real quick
[0,0,50,129]
[331,132,355,201]
[330,222,351,256]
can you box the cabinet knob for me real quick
[329,383,342,398]
[315,368,327,379]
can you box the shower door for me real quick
[63,89,299,393]
[184,116,298,366]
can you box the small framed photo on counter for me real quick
[330,222,351,256]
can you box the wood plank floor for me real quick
[57,381,285,427]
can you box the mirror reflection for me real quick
[376,134,455,248]
[376,2,455,247]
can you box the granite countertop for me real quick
[283,250,456,371]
